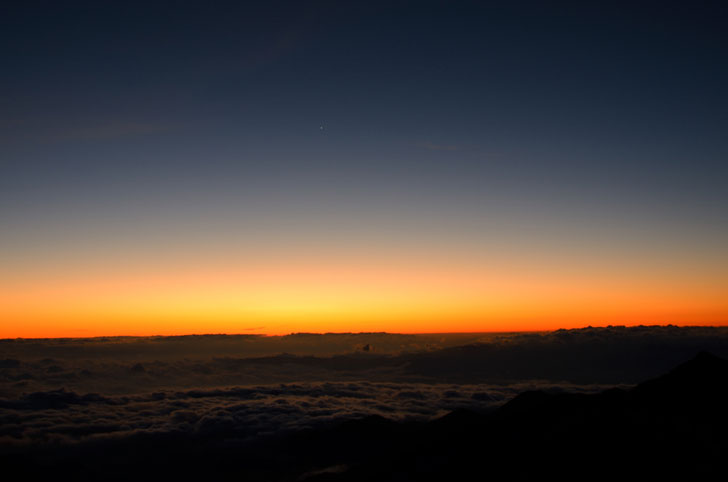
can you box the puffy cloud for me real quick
[0,380,620,446]
[1,326,726,398]
[1,326,726,449]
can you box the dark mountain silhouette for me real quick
[1,352,726,481]
[310,351,728,481]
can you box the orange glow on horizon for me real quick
[2,252,727,338]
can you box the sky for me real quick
[1,1,727,337]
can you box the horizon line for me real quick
[3,323,726,342]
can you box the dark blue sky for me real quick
[1,1,727,333]
[4,2,727,180]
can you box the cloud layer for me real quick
[1,325,727,449]
[0,380,618,447]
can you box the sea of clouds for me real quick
[1,325,726,447]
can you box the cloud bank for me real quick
[0,380,618,447]
[1,325,726,449]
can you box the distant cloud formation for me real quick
[1,326,727,447]
[0,119,172,145]
[0,380,615,446]
[48,121,171,141]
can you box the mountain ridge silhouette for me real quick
[304,351,728,481]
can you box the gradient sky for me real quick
[2,1,727,337]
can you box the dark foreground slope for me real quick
[2,352,727,481]
[327,351,728,481]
